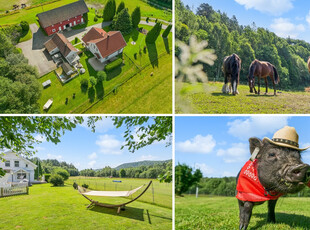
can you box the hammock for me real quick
[77,181,152,213]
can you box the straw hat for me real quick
[263,126,310,151]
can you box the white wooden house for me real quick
[0,151,37,183]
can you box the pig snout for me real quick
[286,164,310,183]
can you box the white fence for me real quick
[0,184,28,197]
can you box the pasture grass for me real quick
[0,183,172,230]
[176,82,310,114]
[67,177,172,209]
[175,195,310,230]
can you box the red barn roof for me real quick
[82,27,127,59]
[37,0,89,28]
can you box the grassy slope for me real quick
[0,0,171,26]
[176,195,310,230]
[176,82,310,114]
[67,177,172,209]
[0,183,172,230]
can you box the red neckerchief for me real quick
[236,159,283,202]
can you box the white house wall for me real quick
[87,43,124,63]
[66,51,79,65]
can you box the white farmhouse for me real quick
[0,151,37,183]
[82,27,127,63]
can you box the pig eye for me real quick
[268,153,276,157]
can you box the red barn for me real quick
[37,0,89,36]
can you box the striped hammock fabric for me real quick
[80,185,144,197]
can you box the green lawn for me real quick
[0,183,172,230]
[86,53,172,114]
[19,28,32,42]
[176,81,310,114]
[67,177,172,209]
[0,0,171,26]
[176,195,310,230]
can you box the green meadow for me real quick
[0,179,172,230]
[175,195,310,230]
[176,82,310,114]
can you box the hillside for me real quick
[115,159,172,170]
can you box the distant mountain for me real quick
[115,160,172,170]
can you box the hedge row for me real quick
[105,58,122,72]
[0,11,20,18]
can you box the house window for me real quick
[17,172,26,180]
[52,29,56,32]
[26,164,28,168]
[5,161,10,167]
[14,161,19,167]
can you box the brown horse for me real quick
[248,59,279,96]
[307,57,310,73]
[222,53,241,95]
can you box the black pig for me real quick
[236,137,310,230]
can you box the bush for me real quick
[111,8,132,35]
[49,174,64,186]
[73,182,78,190]
[105,58,122,72]
[131,7,141,28]
[89,76,97,87]
[146,17,149,23]
[20,21,29,32]
[54,168,70,181]
[97,71,107,82]
[44,173,51,182]
[116,1,125,14]
[94,16,98,22]
[81,78,88,88]
[103,0,116,21]
[82,183,89,189]
[162,24,172,38]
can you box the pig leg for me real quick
[267,199,278,223]
[238,200,254,230]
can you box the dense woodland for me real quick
[30,157,172,179]
[176,0,310,90]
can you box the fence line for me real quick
[0,185,28,198]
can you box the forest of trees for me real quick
[176,0,310,90]
[29,157,172,180]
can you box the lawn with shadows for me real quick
[0,183,172,230]
[176,81,310,114]
[176,195,310,230]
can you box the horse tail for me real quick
[273,66,279,84]
[249,63,255,80]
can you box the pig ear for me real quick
[249,137,263,155]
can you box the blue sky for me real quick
[33,117,171,170]
[175,116,310,177]
[181,0,310,42]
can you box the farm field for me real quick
[176,82,310,114]
[39,25,172,114]
[175,195,310,230]
[67,177,172,209]
[0,183,172,230]
[0,0,171,26]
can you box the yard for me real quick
[0,182,172,230]
[39,24,172,114]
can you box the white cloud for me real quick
[195,163,214,176]
[88,152,97,160]
[217,143,249,163]
[80,117,114,133]
[35,146,45,151]
[306,11,310,26]
[176,134,216,154]
[95,134,123,155]
[88,160,96,168]
[35,135,46,142]
[227,116,288,140]
[235,0,293,16]
[222,171,236,177]
[270,18,305,39]
[47,154,63,161]
[74,162,81,169]
[137,155,158,161]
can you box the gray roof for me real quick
[37,0,89,28]
[61,62,73,74]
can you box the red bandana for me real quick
[236,159,283,202]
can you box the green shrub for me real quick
[82,183,89,189]
[89,76,97,87]
[146,17,149,23]
[73,182,78,190]
[162,24,172,38]
[103,0,116,21]
[81,78,88,88]
[131,7,141,28]
[44,174,51,182]
[97,71,107,82]
[20,21,29,32]
[49,174,64,186]
[94,16,98,22]
[105,58,122,72]
[54,168,70,181]
[111,8,132,35]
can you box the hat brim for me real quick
[263,137,310,151]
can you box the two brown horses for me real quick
[248,59,279,96]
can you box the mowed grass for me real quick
[176,82,310,114]
[0,183,172,230]
[0,0,171,26]
[67,177,172,209]
[175,195,310,230]
[86,53,172,113]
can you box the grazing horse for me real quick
[307,57,310,73]
[248,59,279,96]
[222,53,241,95]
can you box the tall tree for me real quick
[111,8,132,35]
[131,6,141,28]
[103,0,116,21]
[116,1,125,14]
